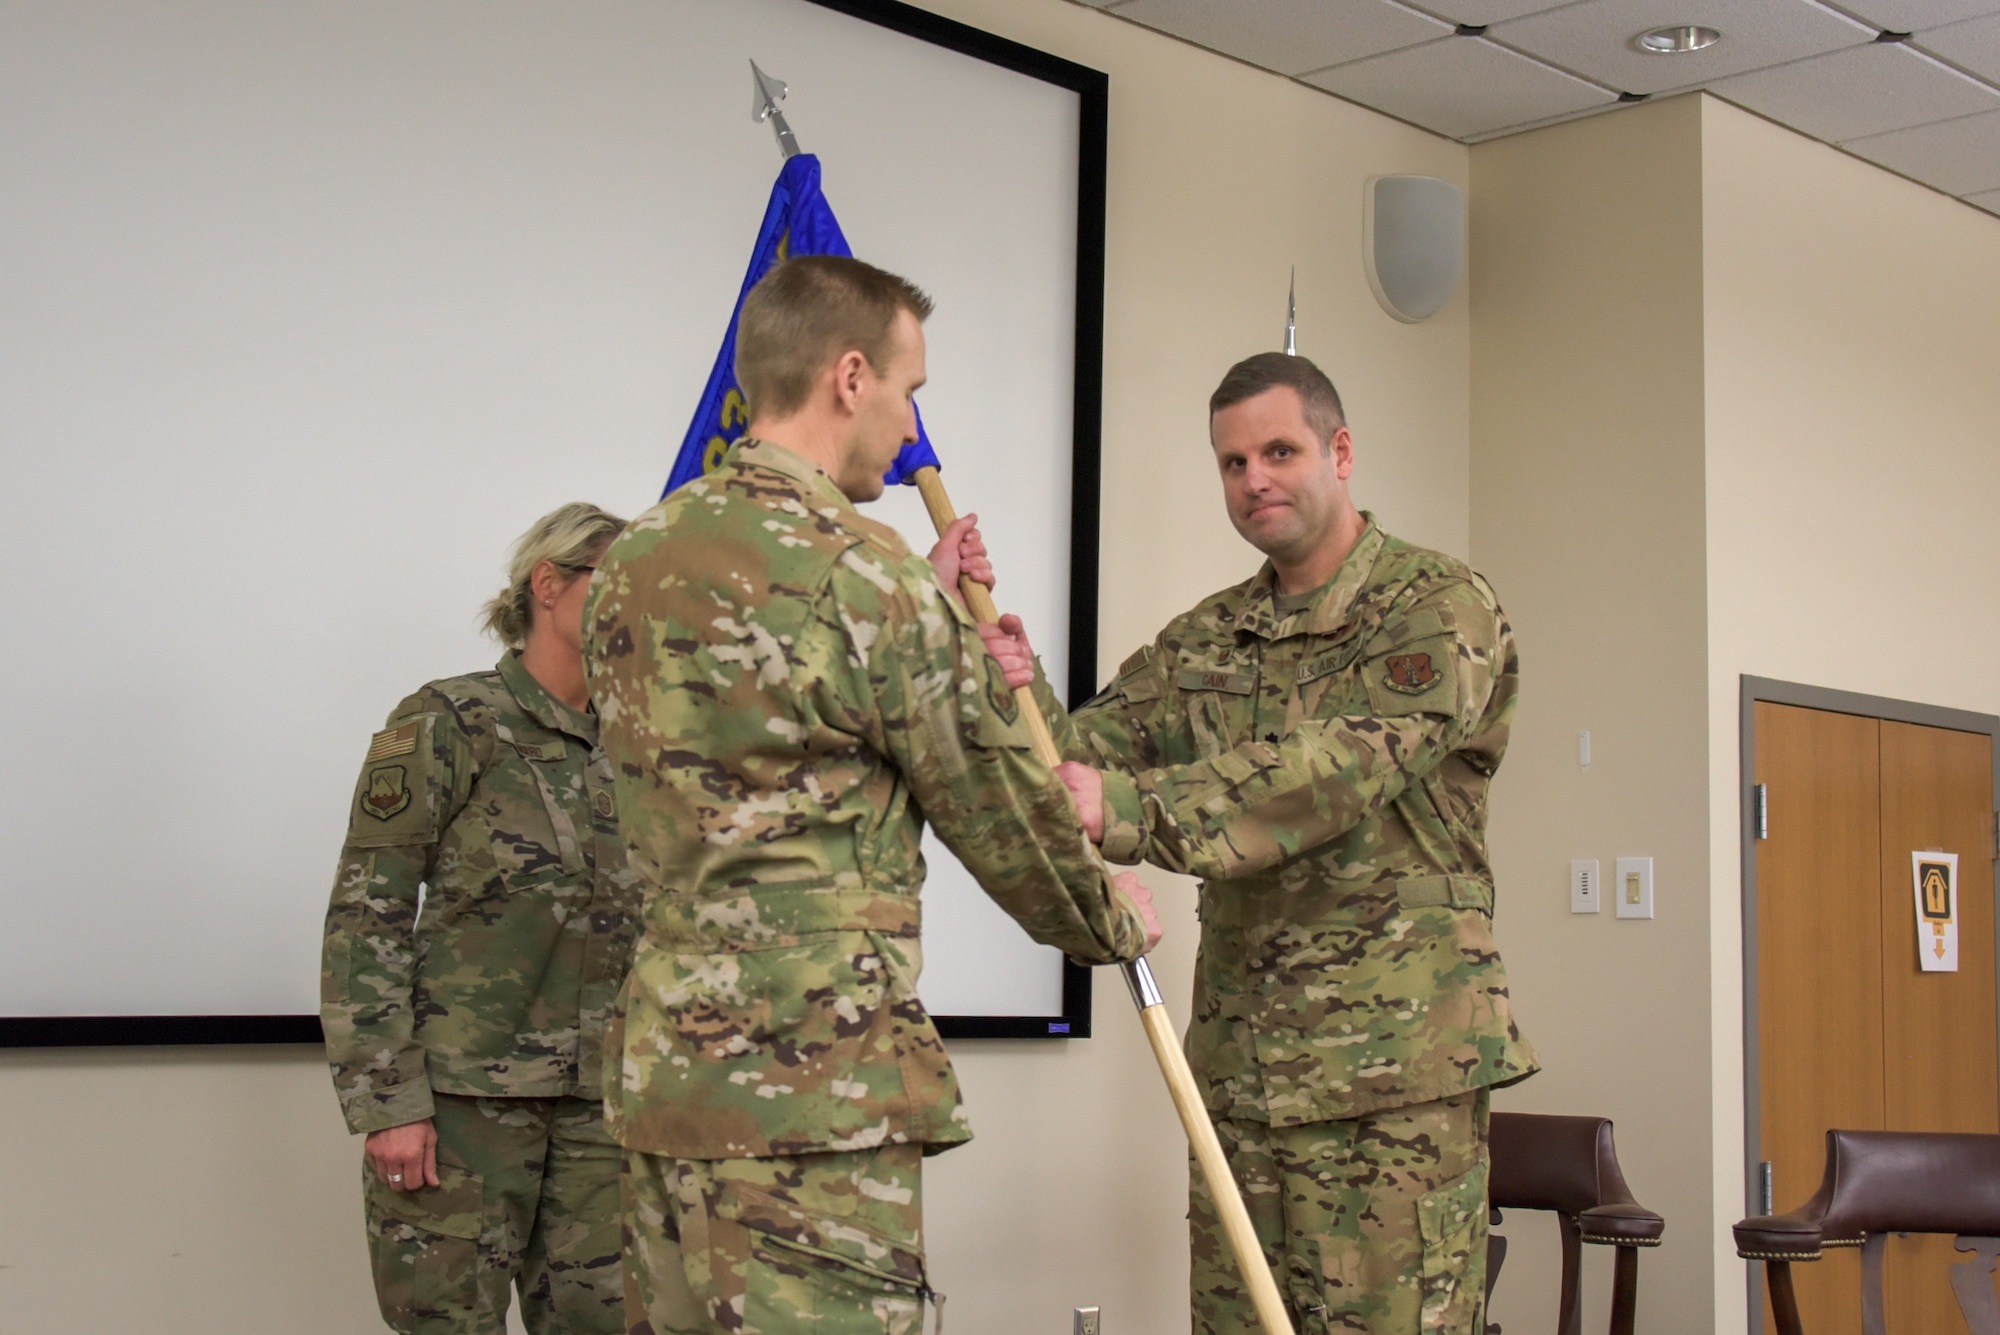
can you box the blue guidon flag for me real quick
[664,153,940,496]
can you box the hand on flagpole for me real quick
[1055,762,1105,844]
[1113,870,1165,954]
[926,513,994,609]
[977,615,1035,688]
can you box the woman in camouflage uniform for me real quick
[321,502,643,1335]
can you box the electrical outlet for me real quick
[1615,856,1654,919]
[1074,1307,1101,1335]
[1570,859,1600,913]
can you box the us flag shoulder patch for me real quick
[366,723,419,762]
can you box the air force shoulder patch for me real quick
[1366,636,1457,716]
[362,765,412,821]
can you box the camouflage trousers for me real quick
[364,1092,624,1335]
[1192,1089,1490,1335]
[620,1143,938,1334]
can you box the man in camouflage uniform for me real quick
[986,352,1536,1334]
[584,254,1157,1335]
[323,505,643,1335]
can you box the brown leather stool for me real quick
[1733,1128,2000,1335]
[1484,1112,1665,1335]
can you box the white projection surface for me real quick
[0,0,1086,1024]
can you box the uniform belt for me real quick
[650,884,921,950]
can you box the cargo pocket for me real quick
[1417,1159,1490,1334]
[722,1182,932,1334]
[364,1158,488,1334]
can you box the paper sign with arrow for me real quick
[1914,851,1960,973]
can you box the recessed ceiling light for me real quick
[1635,24,1722,54]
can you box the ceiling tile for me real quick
[1400,0,1581,23]
[1843,107,2000,192]
[1826,0,2000,32]
[1963,186,2000,212]
[1493,0,1877,96]
[1303,34,1616,138]
[1917,14,2000,80]
[1111,0,1450,76]
[1706,42,2000,142]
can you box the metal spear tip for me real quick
[750,59,788,122]
[1285,265,1298,356]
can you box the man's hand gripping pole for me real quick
[911,466,1296,1335]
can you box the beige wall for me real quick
[1468,95,1715,1335]
[1466,87,2000,1335]
[1700,94,2000,1334]
[0,3,1474,1331]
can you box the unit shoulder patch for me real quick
[1364,633,1458,716]
[361,765,412,821]
[345,713,438,847]
[984,654,1020,725]
[1383,653,1440,694]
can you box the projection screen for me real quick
[0,0,1106,1043]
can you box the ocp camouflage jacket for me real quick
[321,652,642,1135]
[584,438,1148,1159]
[1048,518,1538,1124]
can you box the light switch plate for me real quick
[1570,859,1600,913]
[1615,857,1654,919]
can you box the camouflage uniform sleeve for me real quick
[1102,582,1506,881]
[319,693,473,1135]
[831,548,1147,964]
[1037,643,1171,866]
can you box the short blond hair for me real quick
[735,255,933,421]
[481,502,627,649]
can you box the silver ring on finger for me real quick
[389,1173,403,1183]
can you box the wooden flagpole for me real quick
[911,467,1296,1335]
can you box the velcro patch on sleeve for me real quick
[1364,634,1458,717]
[346,715,439,847]
[365,723,419,762]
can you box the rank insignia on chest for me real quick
[362,765,412,821]
[1383,653,1440,693]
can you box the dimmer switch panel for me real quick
[1570,859,1600,914]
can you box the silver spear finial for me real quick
[750,60,801,159]
[1285,266,1297,355]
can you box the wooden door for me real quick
[1878,720,1998,1330]
[1754,702,1998,1335]
[1756,702,1883,1333]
